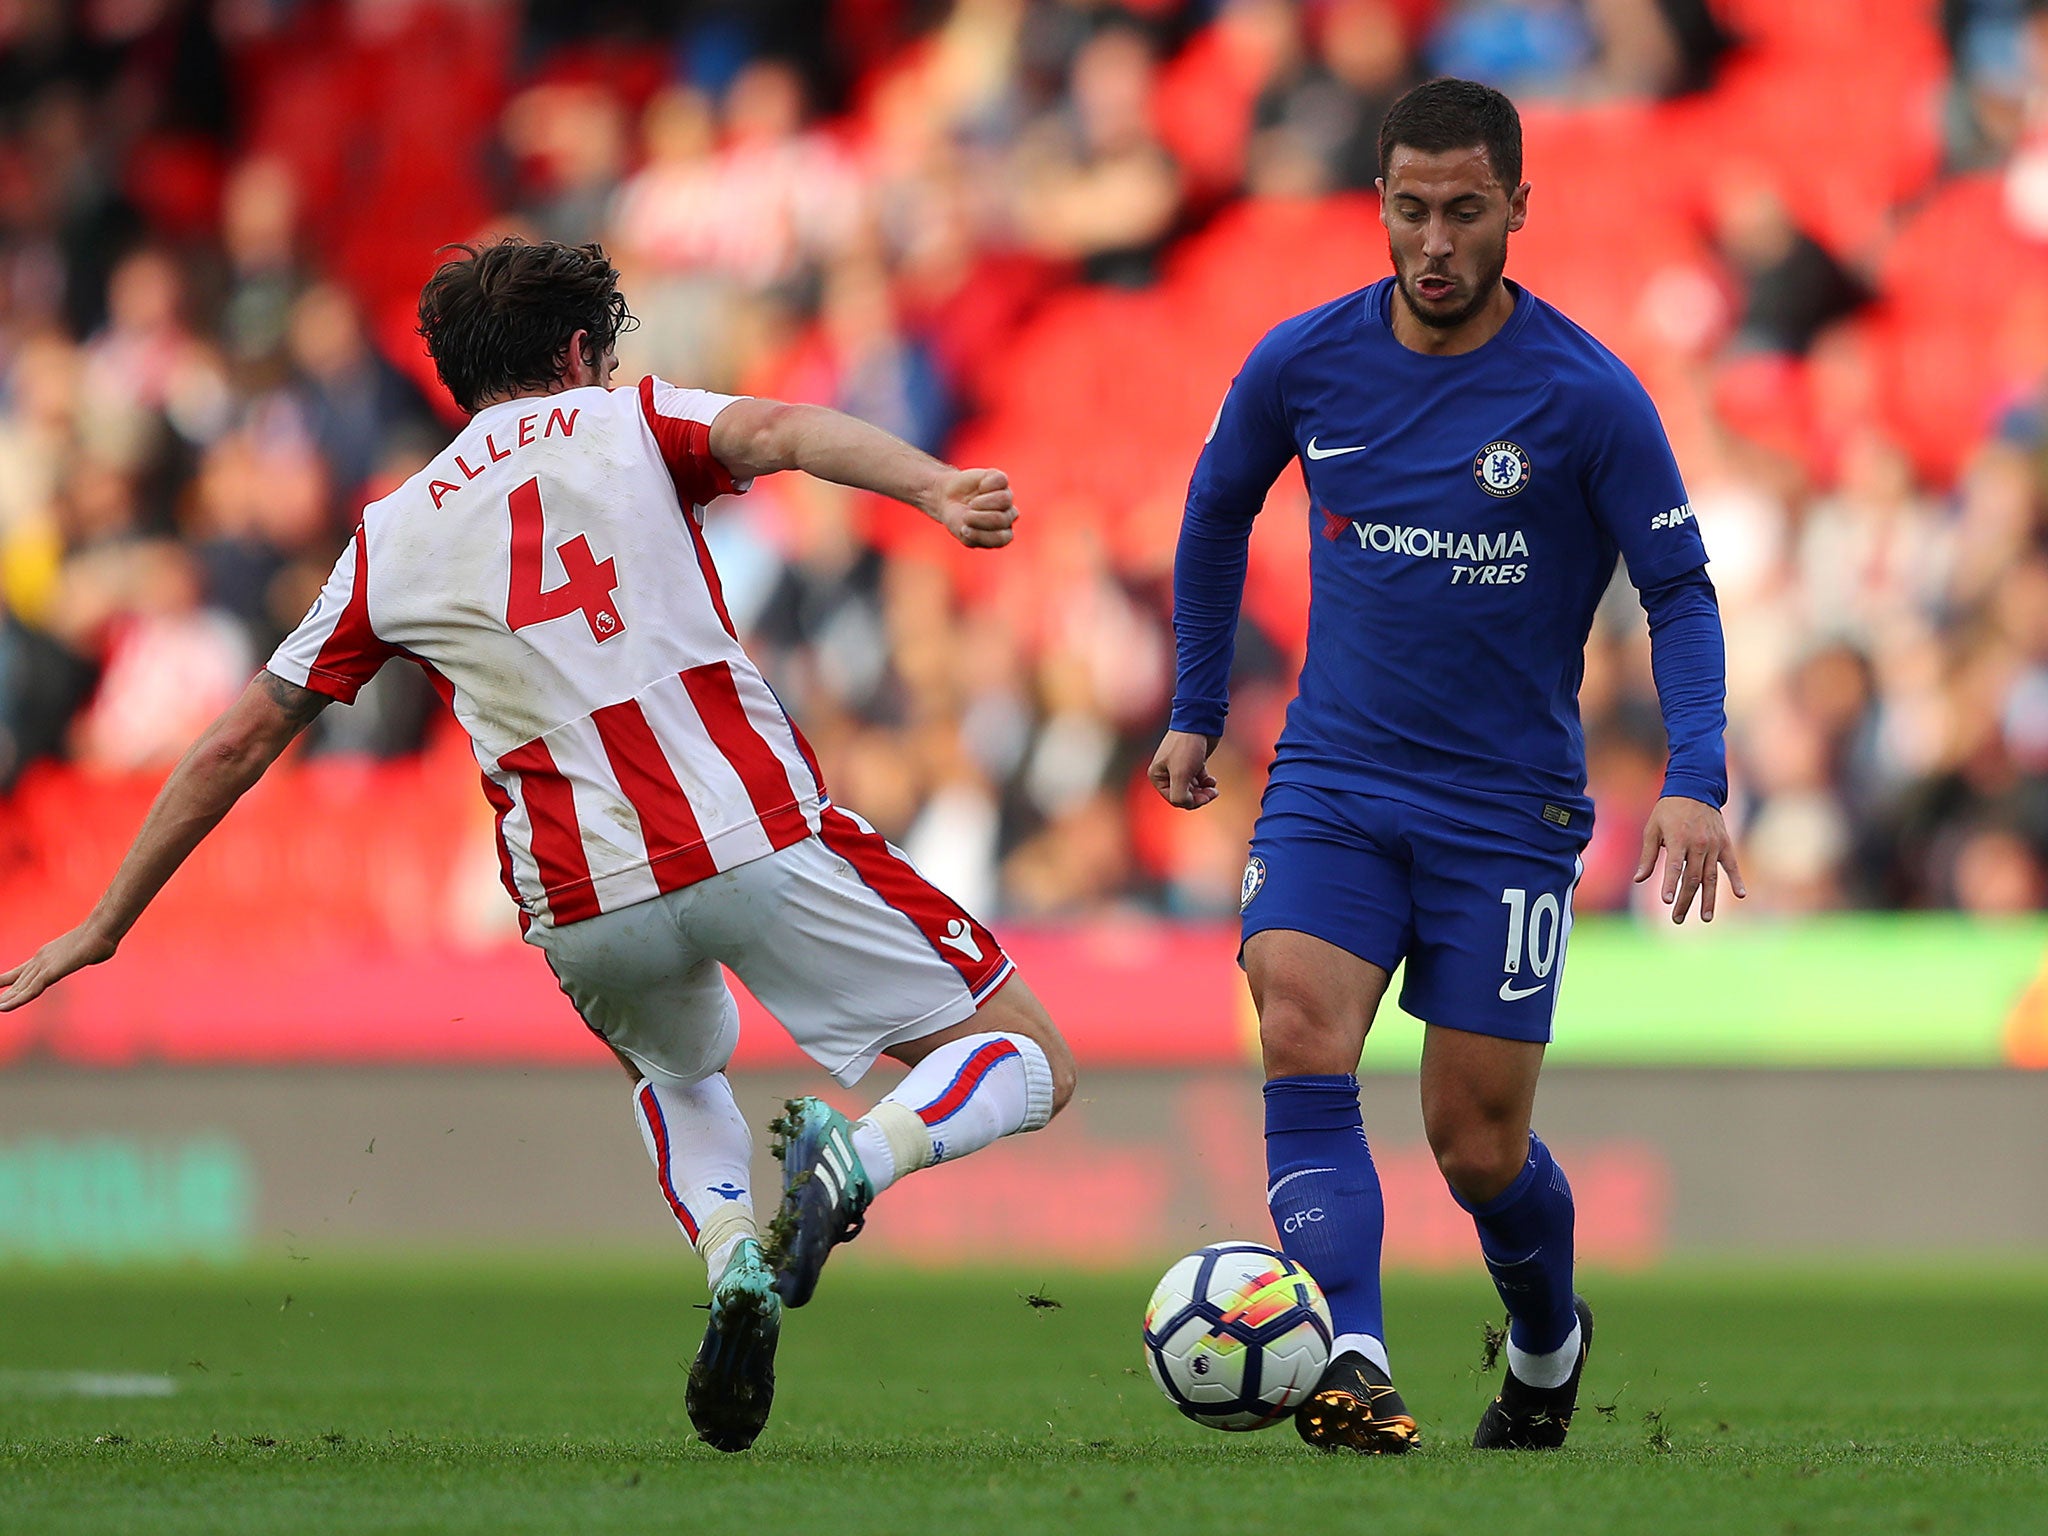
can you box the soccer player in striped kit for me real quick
[0,239,1077,1453]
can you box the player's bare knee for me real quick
[1041,1031,1078,1119]
[1020,1016,1077,1120]
[976,972,1076,1120]
[1435,1148,1515,1205]
[1259,1002,1351,1078]
[1429,1122,1526,1205]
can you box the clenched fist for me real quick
[931,468,1018,549]
[1149,729,1221,809]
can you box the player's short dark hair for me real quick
[416,238,636,414]
[1378,78,1523,191]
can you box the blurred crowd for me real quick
[3,0,2048,919]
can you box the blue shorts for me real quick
[1240,781,1584,1044]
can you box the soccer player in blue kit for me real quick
[1150,79,1745,1453]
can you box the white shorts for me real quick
[526,806,1015,1087]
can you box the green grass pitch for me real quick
[2,1260,2044,1535]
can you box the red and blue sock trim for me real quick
[637,1082,701,1243]
[915,1039,1019,1127]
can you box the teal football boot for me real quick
[685,1238,782,1452]
[765,1097,875,1307]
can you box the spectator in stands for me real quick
[181,409,324,648]
[1428,0,1726,100]
[1017,0,1132,108]
[1427,1,1599,95]
[285,282,432,513]
[1153,0,1306,202]
[1949,821,2048,910]
[66,540,250,772]
[0,385,96,798]
[1004,789,1136,912]
[611,85,743,386]
[1012,24,1183,286]
[503,78,633,248]
[218,157,304,368]
[704,58,865,291]
[749,474,895,724]
[1734,673,1855,911]
[820,256,954,454]
[1711,171,1870,357]
[0,383,122,787]
[0,332,76,573]
[1940,0,2043,166]
[0,600,92,792]
[7,83,140,338]
[1250,0,1416,196]
[79,249,231,511]
[1796,431,1949,643]
[1947,438,2042,615]
[1584,0,1731,97]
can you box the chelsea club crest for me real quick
[1474,440,1531,497]
[1240,855,1267,912]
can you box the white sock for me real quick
[848,1032,1054,1195]
[631,1074,757,1280]
[1329,1332,1390,1377]
[1506,1320,1582,1391]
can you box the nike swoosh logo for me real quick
[1304,438,1369,460]
[1498,978,1546,1001]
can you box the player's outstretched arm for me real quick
[1634,795,1746,924]
[0,671,329,1012]
[708,399,1017,550]
[1148,729,1220,810]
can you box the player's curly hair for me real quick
[1378,78,1523,191]
[416,238,638,414]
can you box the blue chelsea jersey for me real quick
[1176,277,1710,846]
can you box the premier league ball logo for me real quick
[1474,440,1531,497]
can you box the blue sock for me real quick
[1263,1073,1385,1353]
[1455,1132,1577,1355]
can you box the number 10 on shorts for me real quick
[1499,886,1563,978]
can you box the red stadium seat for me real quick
[235,2,506,409]
[1872,174,2048,482]
[1152,16,1275,200]
[1162,194,1387,354]
[1649,24,1944,258]
[1710,0,1935,60]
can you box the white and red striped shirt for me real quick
[270,377,826,928]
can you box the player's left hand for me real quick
[1634,796,1746,924]
[0,921,118,1012]
[1149,730,1221,809]
[932,468,1017,549]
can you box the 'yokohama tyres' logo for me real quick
[1340,522,1530,562]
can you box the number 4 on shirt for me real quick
[505,476,625,643]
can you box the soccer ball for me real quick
[1142,1242,1333,1431]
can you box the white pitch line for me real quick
[0,1371,178,1398]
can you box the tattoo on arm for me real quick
[258,669,332,730]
